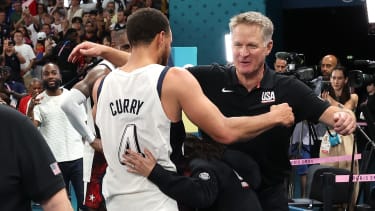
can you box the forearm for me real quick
[225,111,282,143]
[13,17,25,30]
[10,90,26,100]
[148,164,217,208]
[101,47,128,67]
[60,88,95,143]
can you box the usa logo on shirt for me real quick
[261,91,275,103]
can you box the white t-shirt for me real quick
[33,88,85,162]
[15,43,36,71]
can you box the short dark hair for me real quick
[126,8,170,47]
[72,16,83,24]
[89,10,97,15]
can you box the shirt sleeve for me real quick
[33,104,42,123]
[17,116,65,203]
[148,159,219,208]
[278,76,330,123]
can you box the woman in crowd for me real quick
[320,65,359,209]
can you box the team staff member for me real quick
[77,8,294,211]
[68,11,356,211]
[123,135,263,211]
[186,12,355,211]
[0,104,73,211]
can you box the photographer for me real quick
[274,57,288,73]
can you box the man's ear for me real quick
[265,40,273,56]
[157,31,166,48]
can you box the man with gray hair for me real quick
[68,11,356,211]
[187,12,355,210]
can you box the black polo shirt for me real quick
[188,64,330,189]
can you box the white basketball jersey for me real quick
[96,64,178,211]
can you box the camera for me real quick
[348,60,375,88]
[321,80,331,92]
[275,51,320,82]
[108,8,114,15]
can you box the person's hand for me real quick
[122,148,156,177]
[333,111,356,135]
[68,41,106,63]
[321,91,334,104]
[270,103,295,127]
[89,138,103,152]
[30,95,43,106]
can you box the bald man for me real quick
[320,54,339,80]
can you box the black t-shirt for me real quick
[0,105,65,211]
[5,53,22,82]
[187,64,330,189]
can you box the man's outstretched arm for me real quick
[60,66,110,152]
[163,67,295,144]
[69,41,129,67]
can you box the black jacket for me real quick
[148,149,262,211]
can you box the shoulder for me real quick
[351,93,358,100]
[0,105,29,130]
[85,65,109,84]
[187,63,229,73]
[165,66,194,78]
[350,93,359,104]
[162,67,202,90]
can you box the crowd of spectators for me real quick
[0,0,168,108]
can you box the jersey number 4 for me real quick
[118,124,144,165]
